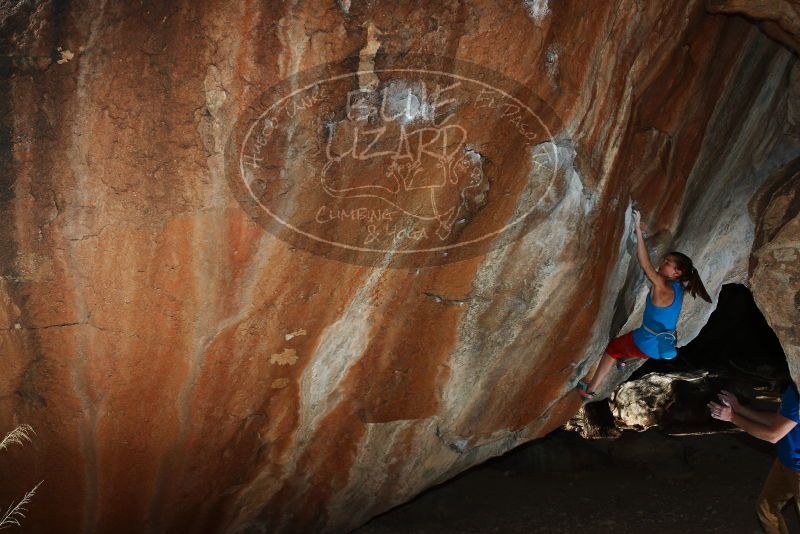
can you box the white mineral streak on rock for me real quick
[191,22,280,382]
[203,64,228,115]
[231,254,407,531]
[64,3,110,531]
[226,265,384,529]
[337,0,351,15]
[327,418,458,531]
[200,61,232,165]
[382,80,435,125]
[544,43,560,87]
[301,301,373,431]
[358,22,382,91]
[277,1,308,81]
[438,140,596,442]
[523,0,550,23]
[510,142,633,409]
[228,227,405,530]
[294,219,409,438]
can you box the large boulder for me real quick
[610,372,713,431]
[0,1,797,532]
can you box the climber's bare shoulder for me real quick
[651,277,676,307]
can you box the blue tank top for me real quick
[777,383,800,471]
[631,280,684,359]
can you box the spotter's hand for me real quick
[718,390,740,411]
[708,401,733,422]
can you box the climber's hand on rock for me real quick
[718,390,740,411]
[632,209,642,233]
[708,401,733,422]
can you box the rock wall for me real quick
[750,158,800,383]
[0,1,797,533]
[705,0,800,386]
[707,0,800,56]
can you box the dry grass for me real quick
[0,425,34,452]
[0,425,41,530]
[0,481,43,530]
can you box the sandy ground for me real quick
[355,429,800,533]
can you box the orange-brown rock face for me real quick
[0,1,798,533]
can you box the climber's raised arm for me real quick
[633,209,668,291]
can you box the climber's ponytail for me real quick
[667,251,712,303]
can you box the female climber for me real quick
[577,209,712,401]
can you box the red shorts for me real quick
[605,332,649,360]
